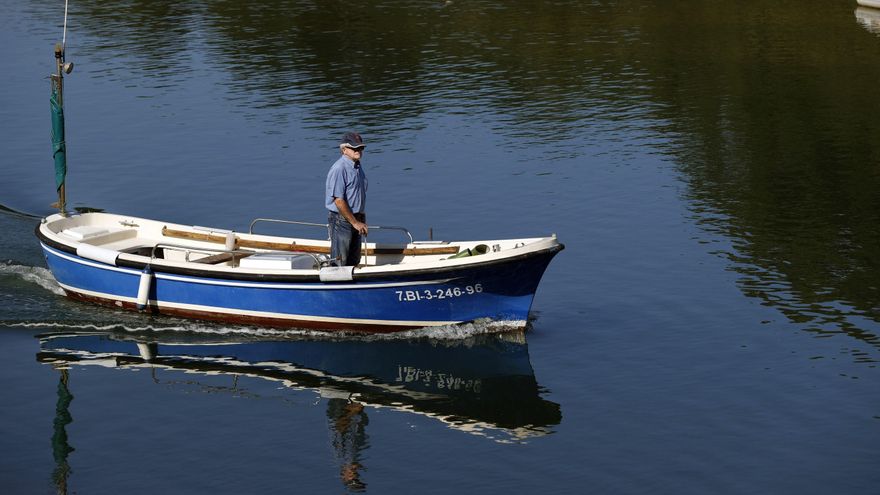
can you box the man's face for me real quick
[343,146,364,160]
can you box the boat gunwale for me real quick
[36,218,565,284]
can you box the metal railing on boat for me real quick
[248,217,414,244]
[248,217,416,265]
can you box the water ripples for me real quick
[16,0,880,364]
[26,0,663,155]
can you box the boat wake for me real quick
[4,318,528,342]
[0,262,65,296]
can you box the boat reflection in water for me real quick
[856,6,880,35]
[37,329,561,491]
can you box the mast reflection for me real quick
[51,369,74,495]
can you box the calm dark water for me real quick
[2,0,880,493]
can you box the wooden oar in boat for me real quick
[161,227,460,256]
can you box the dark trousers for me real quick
[328,211,363,266]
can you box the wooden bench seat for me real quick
[191,251,255,265]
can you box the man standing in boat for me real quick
[326,132,368,266]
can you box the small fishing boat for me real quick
[37,212,563,331]
[857,0,880,9]
[36,9,562,333]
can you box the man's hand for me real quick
[334,197,368,236]
[352,220,368,236]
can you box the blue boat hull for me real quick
[40,242,561,331]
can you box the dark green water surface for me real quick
[1,1,879,493]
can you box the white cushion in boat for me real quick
[61,226,111,240]
[239,253,317,270]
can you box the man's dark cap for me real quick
[341,132,366,149]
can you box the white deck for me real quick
[42,212,559,276]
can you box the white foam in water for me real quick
[0,262,65,296]
[7,318,525,342]
[369,319,527,341]
[5,321,297,336]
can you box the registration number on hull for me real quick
[395,284,483,302]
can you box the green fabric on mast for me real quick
[50,85,66,192]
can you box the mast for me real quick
[50,1,73,216]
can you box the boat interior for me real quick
[45,213,551,270]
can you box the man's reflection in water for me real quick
[327,397,369,492]
[51,369,74,495]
